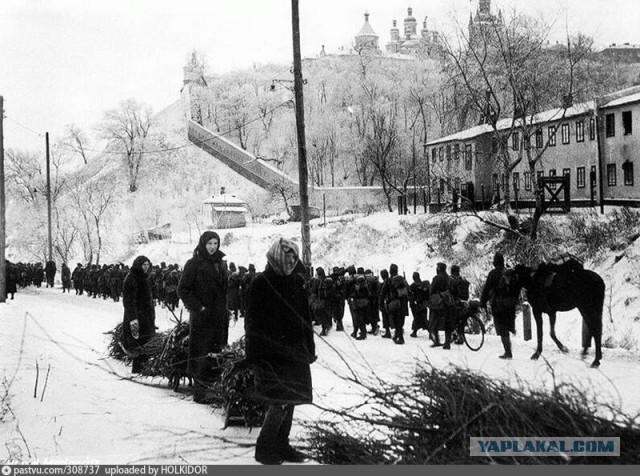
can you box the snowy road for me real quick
[2,287,640,464]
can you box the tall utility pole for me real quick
[0,96,6,302]
[291,0,311,271]
[46,132,53,262]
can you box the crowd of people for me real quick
[5,232,525,465]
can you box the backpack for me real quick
[318,278,334,300]
[351,277,371,310]
[494,268,520,309]
[390,275,409,299]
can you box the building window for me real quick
[577,167,586,188]
[537,171,544,188]
[491,173,499,192]
[446,144,452,161]
[562,123,570,144]
[512,131,520,151]
[576,120,585,142]
[623,161,634,186]
[535,129,543,148]
[607,163,617,186]
[431,148,437,163]
[563,168,571,185]
[606,113,615,137]
[524,172,532,191]
[548,126,556,146]
[439,178,445,194]
[589,118,596,140]
[439,146,444,162]
[454,177,461,191]
[513,172,520,191]
[548,169,557,189]
[591,165,597,189]
[453,143,460,160]
[623,111,633,135]
[464,144,472,170]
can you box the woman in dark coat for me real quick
[122,255,156,374]
[245,238,316,465]
[177,231,229,403]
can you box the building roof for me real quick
[599,91,640,109]
[203,193,247,205]
[356,14,378,38]
[427,100,595,146]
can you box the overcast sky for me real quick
[1,0,638,153]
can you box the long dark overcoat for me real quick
[245,266,315,405]
[122,258,156,351]
[178,250,229,379]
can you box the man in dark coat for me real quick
[383,264,410,344]
[122,255,156,374]
[45,260,56,288]
[72,263,84,295]
[481,252,519,359]
[245,238,316,465]
[378,269,392,338]
[409,271,430,338]
[5,261,18,299]
[430,262,452,348]
[242,264,257,313]
[178,231,229,403]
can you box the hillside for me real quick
[127,209,640,355]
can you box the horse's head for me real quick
[514,264,534,289]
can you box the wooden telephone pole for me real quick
[46,132,53,262]
[291,0,311,271]
[0,96,6,302]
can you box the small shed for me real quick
[202,193,248,229]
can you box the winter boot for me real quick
[336,321,344,332]
[410,330,418,338]
[499,334,513,359]
[431,332,442,347]
[443,331,452,350]
[382,328,392,339]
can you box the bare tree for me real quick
[97,99,153,193]
[61,124,90,165]
[66,176,117,265]
[442,10,593,238]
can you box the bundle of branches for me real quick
[138,322,191,384]
[304,364,640,464]
[105,322,130,362]
[206,338,267,428]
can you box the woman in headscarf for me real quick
[245,238,316,465]
[177,231,229,403]
[122,255,156,374]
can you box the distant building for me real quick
[468,0,503,45]
[202,191,249,229]
[599,43,640,63]
[425,85,640,209]
[354,12,381,55]
[384,8,441,58]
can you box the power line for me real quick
[5,116,44,138]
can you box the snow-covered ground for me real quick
[2,212,640,464]
[2,285,639,464]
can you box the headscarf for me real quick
[131,255,151,275]
[266,238,300,276]
[194,231,224,261]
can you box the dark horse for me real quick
[514,263,606,368]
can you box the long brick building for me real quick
[425,85,640,209]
